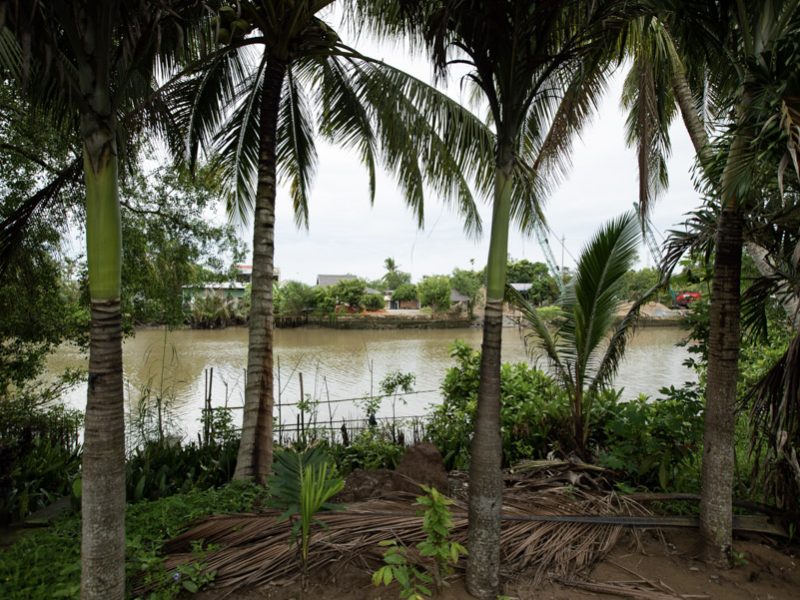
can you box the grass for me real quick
[0,481,266,599]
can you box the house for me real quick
[182,281,247,304]
[508,282,534,302]
[316,274,357,287]
[450,289,470,306]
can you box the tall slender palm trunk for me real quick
[699,112,749,565]
[234,58,286,483]
[466,149,513,600]
[81,127,125,599]
[699,204,743,565]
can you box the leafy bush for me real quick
[428,341,573,470]
[0,482,266,600]
[328,428,405,474]
[274,280,315,318]
[126,437,240,502]
[418,276,451,312]
[597,383,704,490]
[330,278,367,309]
[186,292,247,328]
[0,388,83,524]
[373,485,467,599]
[364,293,386,311]
[429,341,705,488]
[392,283,417,302]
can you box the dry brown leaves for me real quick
[158,465,650,596]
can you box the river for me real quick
[46,325,695,441]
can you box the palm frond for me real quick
[160,487,649,592]
[561,211,641,390]
[506,285,571,394]
[212,54,268,226]
[588,283,657,395]
[0,157,82,274]
[747,332,800,514]
[621,17,676,219]
[314,55,379,203]
[277,63,318,229]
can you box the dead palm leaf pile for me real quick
[159,462,650,594]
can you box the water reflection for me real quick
[47,325,695,440]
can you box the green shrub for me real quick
[429,341,705,488]
[364,293,386,311]
[328,428,405,474]
[428,341,574,470]
[0,482,266,600]
[597,383,704,491]
[126,437,240,502]
[418,276,451,312]
[0,390,83,524]
[392,283,417,302]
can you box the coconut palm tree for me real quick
[0,3,199,597]
[351,1,644,596]
[508,212,643,460]
[168,1,495,483]
[622,0,800,564]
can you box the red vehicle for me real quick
[673,291,701,308]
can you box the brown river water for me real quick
[46,325,695,441]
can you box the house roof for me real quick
[182,281,246,290]
[316,274,357,287]
[450,290,470,303]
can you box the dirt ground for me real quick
[200,529,799,600]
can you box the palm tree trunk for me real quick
[234,58,286,483]
[669,62,713,171]
[574,385,586,459]
[700,204,743,565]
[466,148,513,600]
[699,119,748,565]
[81,134,125,599]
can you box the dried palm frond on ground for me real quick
[159,485,650,595]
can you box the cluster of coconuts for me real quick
[212,4,254,44]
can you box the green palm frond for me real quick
[588,282,656,395]
[213,54,268,226]
[167,44,254,170]
[531,56,614,201]
[278,62,318,228]
[315,55,379,202]
[516,212,640,394]
[506,285,571,395]
[563,212,641,388]
[621,17,677,218]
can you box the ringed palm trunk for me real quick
[466,145,513,600]
[699,114,748,566]
[81,117,125,599]
[234,58,286,483]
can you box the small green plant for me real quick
[373,485,467,599]
[268,447,344,569]
[373,539,434,600]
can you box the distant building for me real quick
[316,274,357,287]
[182,281,247,304]
[450,289,470,305]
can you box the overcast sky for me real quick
[246,16,704,286]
